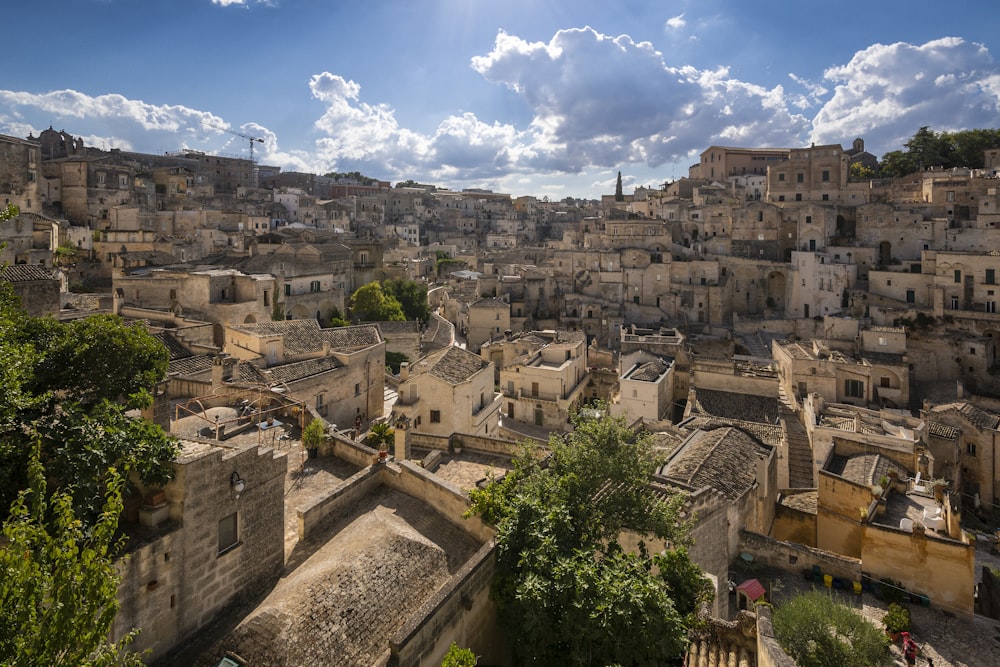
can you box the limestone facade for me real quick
[112,439,288,662]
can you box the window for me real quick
[821,169,830,182]
[987,301,997,314]
[821,194,829,201]
[218,513,239,554]
[844,379,864,398]
[263,290,270,307]
[805,215,812,224]
[967,442,977,456]
[951,296,959,310]
[906,289,915,303]
[796,173,804,183]
[310,281,320,293]
[778,195,785,202]
[987,269,996,285]
[316,393,324,411]
[795,193,803,201]
[531,382,539,397]
[430,409,441,423]
[954,270,962,283]
[284,283,291,296]
[880,377,890,388]
[354,383,360,396]
[778,173,785,181]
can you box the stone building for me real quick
[466,297,510,352]
[497,334,589,432]
[0,133,40,214]
[393,346,501,438]
[113,267,276,345]
[112,439,288,662]
[612,350,674,423]
[223,320,385,429]
[0,264,60,317]
[654,425,778,609]
[922,400,1000,508]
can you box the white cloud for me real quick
[665,14,686,30]
[470,27,809,170]
[810,37,1000,154]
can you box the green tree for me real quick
[0,452,144,666]
[468,409,709,666]
[0,203,17,221]
[327,306,350,327]
[0,283,178,522]
[849,162,875,181]
[905,126,951,170]
[773,590,891,667]
[440,642,477,667]
[348,281,405,322]
[878,150,918,178]
[382,278,430,323]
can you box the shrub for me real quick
[883,603,910,634]
[773,590,890,667]
[441,642,476,667]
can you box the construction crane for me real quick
[201,121,265,187]
[220,126,264,165]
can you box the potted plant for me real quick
[302,419,325,459]
[367,422,394,462]
[883,602,910,641]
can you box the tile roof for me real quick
[376,321,420,335]
[927,421,960,439]
[661,427,771,500]
[168,354,214,378]
[778,490,817,513]
[625,358,672,382]
[230,319,324,354]
[0,265,56,282]
[681,416,785,448]
[827,452,902,486]
[469,297,508,310]
[692,388,780,424]
[321,324,383,350]
[152,331,193,360]
[413,346,489,385]
[928,401,1000,430]
[241,356,343,384]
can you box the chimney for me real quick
[399,361,409,381]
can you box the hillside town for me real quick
[5,126,1000,666]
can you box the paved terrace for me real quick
[160,408,489,666]
[728,548,1000,667]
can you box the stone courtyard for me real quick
[728,548,1000,667]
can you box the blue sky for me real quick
[3,0,1000,199]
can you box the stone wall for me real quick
[739,530,862,583]
[755,605,797,667]
[297,466,383,541]
[409,431,522,458]
[389,542,510,667]
[113,441,287,662]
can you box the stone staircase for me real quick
[779,385,815,488]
